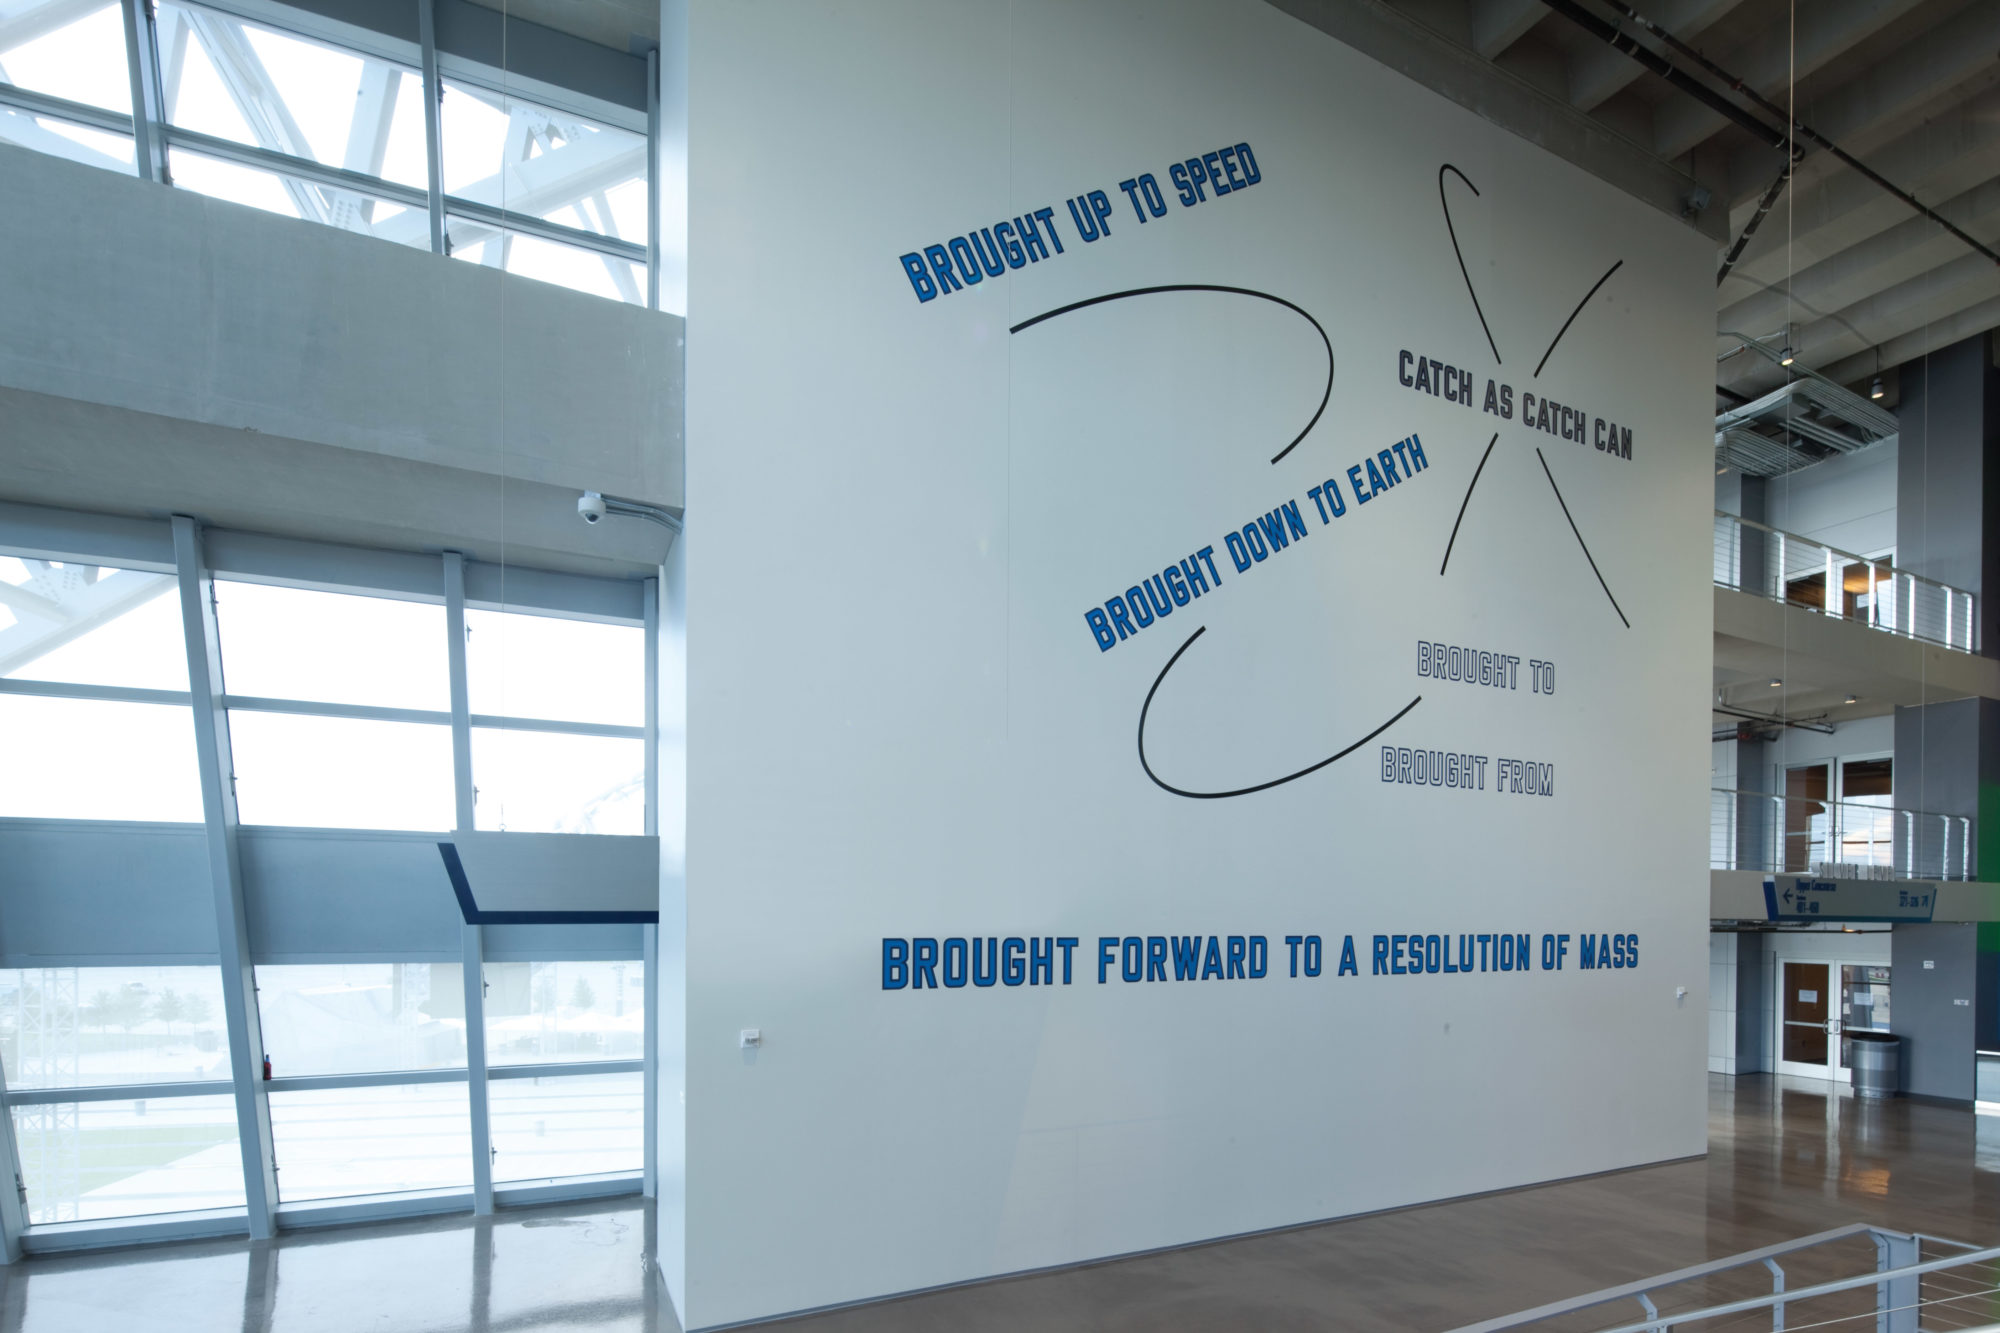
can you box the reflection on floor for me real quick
[6,1075,2000,1332]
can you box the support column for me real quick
[172,515,279,1238]
[643,577,660,1198]
[445,553,493,1214]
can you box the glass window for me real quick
[229,712,453,830]
[488,1071,641,1183]
[483,961,642,1066]
[0,0,132,113]
[213,582,446,710]
[446,227,644,304]
[13,1094,246,1224]
[167,149,430,246]
[471,728,642,835]
[0,694,203,821]
[0,108,135,173]
[438,80,646,239]
[268,1082,471,1202]
[0,967,231,1090]
[255,963,465,1078]
[0,558,187,690]
[158,4,428,187]
[465,609,642,726]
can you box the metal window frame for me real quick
[0,508,662,1252]
[8,0,660,291]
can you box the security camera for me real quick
[578,491,607,524]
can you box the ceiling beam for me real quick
[1719,82,2000,299]
[1471,0,1547,59]
[1718,0,2000,215]
[1818,291,2000,388]
[1266,0,1725,240]
[1568,0,1747,112]
[1719,177,2000,343]
[1652,0,1925,162]
[1720,249,2000,395]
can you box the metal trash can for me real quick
[1849,1031,1900,1099]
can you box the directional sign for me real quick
[1762,876,1937,924]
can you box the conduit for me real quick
[1550,0,2000,270]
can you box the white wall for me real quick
[685,1,1715,1325]
[1764,439,1898,558]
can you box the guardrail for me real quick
[1714,510,1977,652]
[1444,1223,1998,1333]
[1711,787,1974,882]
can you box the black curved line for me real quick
[1439,165,1501,366]
[1137,625,1423,800]
[1439,432,1499,577]
[1532,259,1623,379]
[1535,448,1630,629]
[1010,284,1333,465]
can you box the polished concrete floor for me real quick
[5,1075,1998,1332]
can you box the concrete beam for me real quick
[1265,0,1726,240]
[1652,0,1924,162]
[1471,0,1546,59]
[0,388,674,580]
[0,143,682,510]
[1717,82,2000,303]
[1719,2,2000,214]
[1720,250,2000,396]
[1819,292,2000,390]
[1567,0,1747,112]
[1718,177,2000,345]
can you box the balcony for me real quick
[1710,787,1975,882]
[1714,511,1976,653]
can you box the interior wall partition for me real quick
[0,503,657,1253]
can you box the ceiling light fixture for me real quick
[1843,694,1859,705]
[1779,347,1795,367]
[1870,376,1884,400]
[1768,678,1783,688]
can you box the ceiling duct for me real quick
[1713,379,1897,478]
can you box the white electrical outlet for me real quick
[739,1028,762,1049]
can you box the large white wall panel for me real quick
[685,2,1714,1325]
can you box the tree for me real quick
[181,993,213,1030]
[80,990,120,1030]
[151,987,186,1038]
[569,977,596,1012]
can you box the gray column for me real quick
[171,515,280,1238]
[1896,331,1998,656]
[643,577,660,1198]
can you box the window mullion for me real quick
[417,0,445,254]
[119,0,170,183]
[170,516,279,1239]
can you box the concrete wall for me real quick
[1764,440,1898,559]
[1891,921,1978,1101]
[0,144,682,579]
[1710,932,1739,1073]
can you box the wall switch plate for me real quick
[740,1028,762,1048]
[1924,960,1936,969]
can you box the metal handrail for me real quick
[1590,1244,2000,1333]
[1710,786,1974,882]
[1445,1224,1996,1333]
[1714,509,1977,652]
